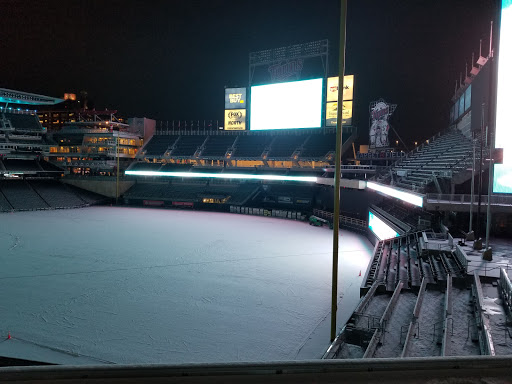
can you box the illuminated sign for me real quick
[125,170,317,182]
[369,99,396,149]
[494,0,512,193]
[225,88,247,109]
[366,181,424,207]
[325,101,353,126]
[368,211,399,240]
[326,75,354,102]
[268,59,304,83]
[224,109,246,131]
[250,78,323,130]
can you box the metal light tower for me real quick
[331,0,347,342]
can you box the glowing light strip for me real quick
[368,211,399,240]
[125,170,318,182]
[366,181,424,207]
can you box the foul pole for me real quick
[331,0,348,342]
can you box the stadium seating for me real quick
[0,180,49,210]
[0,190,13,212]
[129,162,163,171]
[2,159,41,172]
[139,132,340,160]
[143,135,179,156]
[200,136,235,157]
[29,180,84,208]
[171,135,207,156]
[160,163,193,172]
[232,135,272,158]
[267,135,307,158]
[3,113,42,131]
[299,133,336,158]
[376,129,481,192]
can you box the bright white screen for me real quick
[494,0,512,193]
[250,78,323,130]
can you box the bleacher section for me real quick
[267,135,307,158]
[299,133,336,158]
[139,132,341,160]
[3,113,42,131]
[2,159,41,172]
[0,190,12,212]
[232,136,272,158]
[0,180,49,210]
[171,135,207,157]
[29,180,84,208]
[376,129,481,192]
[143,135,178,156]
[200,136,235,157]
[0,180,105,212]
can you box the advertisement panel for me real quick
[493,0,512,193]
[326,75,354,102]
[224,109,246,131]
[250,78,323,130]
[225,88,247,109]
[326,101,353,126]
[369,99,396,149]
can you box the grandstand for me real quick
[138,128,355,164]
[372,128,485,193]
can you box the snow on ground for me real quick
[0,207,372,364]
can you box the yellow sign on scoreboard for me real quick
[326,101,352,126]
[326,75,354,102]
[224,109,246,130]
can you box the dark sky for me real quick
[0,0,498,145]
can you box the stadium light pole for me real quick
[331,0,347,342]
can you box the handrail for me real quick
[426,193,512,206]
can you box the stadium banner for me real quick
[369,99,396,149]
[493,0,512,193]
[326,75,354,102]
[326,101,353,126]
[225,88,247,109]
[224,109,246,130]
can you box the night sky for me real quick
[1,0,498,145]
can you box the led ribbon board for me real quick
[494,0,512,193]
[125,170,317,183]
[366,181,424,207]
[250,78,323,130]
[368,211,400,240]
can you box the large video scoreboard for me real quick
[249,78,323,131]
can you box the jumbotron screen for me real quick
[250,78,323,130]
[494,0,512,193]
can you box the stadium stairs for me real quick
[326,227,512,360]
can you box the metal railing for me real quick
[426,193,512,206]
[454,244,468,272]
[312,209,367,228]
[499,268,512,316]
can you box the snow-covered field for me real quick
[0,207,372,364]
